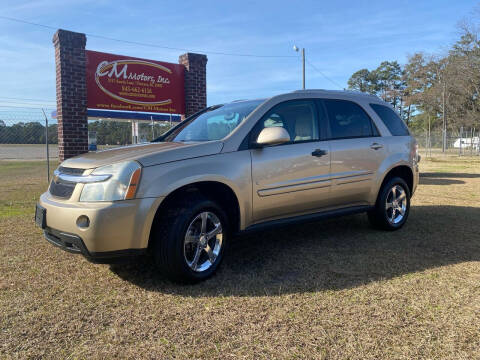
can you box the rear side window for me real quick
[323,99,375,139]
[370,103,409,136]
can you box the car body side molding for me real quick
[239,205,373,234]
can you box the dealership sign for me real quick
[86,50,185,114]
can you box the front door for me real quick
[250,100,331,223]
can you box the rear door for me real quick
[250,99,331,223]
[322,99,386,207]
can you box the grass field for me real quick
[1,157,480,359]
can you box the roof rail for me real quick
[292,89,379,99]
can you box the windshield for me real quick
[162,100,263,142]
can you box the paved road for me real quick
[0,144,58,160]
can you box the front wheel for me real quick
[368,177,411,231]
[152,195,229,283]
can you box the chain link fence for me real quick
[0,107,175,183]
[0,106,57,161]
[411,127,480,157]
[87,119,173,147]
[0,107,175,160]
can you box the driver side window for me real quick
[253,100,318,145]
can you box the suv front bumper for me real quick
[42,226,145,263]
[37,192,163,261]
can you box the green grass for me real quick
[0,161,56,219]
[1,158,480,359]
[0,205,29,218]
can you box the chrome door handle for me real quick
[370,143,383,150]
[311,149,328,157]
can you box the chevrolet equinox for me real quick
[36,90,420,282]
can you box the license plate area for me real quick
[35,204,46,229]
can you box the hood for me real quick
[61,141,224,169]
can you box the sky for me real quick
[0,0,479,112]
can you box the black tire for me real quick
[151,194,229,283]
[368,176,411,231]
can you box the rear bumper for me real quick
[43,226,146,263]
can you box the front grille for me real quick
[49,180,76,199]
[49,167,86,199]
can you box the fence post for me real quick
[42,109,50,183]
[150,116,154,140]
[477,128,480,155]
[459,126,463,156]
[471,128,474,156]
[428,117,432,157]
[425,129,428,157]
[475,127,479,156]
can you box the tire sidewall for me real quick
[377,177,411,230]
[169,199,229,282]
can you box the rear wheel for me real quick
[152,195,229,283]
[368,176,410,230]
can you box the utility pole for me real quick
[293,45,305,89]
[302,48,305,90]
[442,81,446,153]
[428,114,431,158]
[399,96,403,118]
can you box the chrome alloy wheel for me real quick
[184,211,223,272]
[385,184,407,224]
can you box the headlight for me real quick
[80,161,142,202]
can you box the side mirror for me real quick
[256,127,290,147]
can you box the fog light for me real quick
[76,215,90,229]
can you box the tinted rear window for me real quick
[370,104,409,136]
[324,99,375,139]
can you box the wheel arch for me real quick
[148,180,241,249]
[377,165,414,202]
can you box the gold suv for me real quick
[36,90,419,282]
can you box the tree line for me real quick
[0,120,172,145]
[347,16,480,145]
[88,121,172,144]
[0,121,58,144]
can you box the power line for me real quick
[0,96,56,103]
[0,104,54,110]
[305,59,344,90]
[0,15,298,58]
[0,100,55,107]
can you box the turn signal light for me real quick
[125,167,142,200]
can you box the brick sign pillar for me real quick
[53,29,88,161]
[179,53,208,117]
